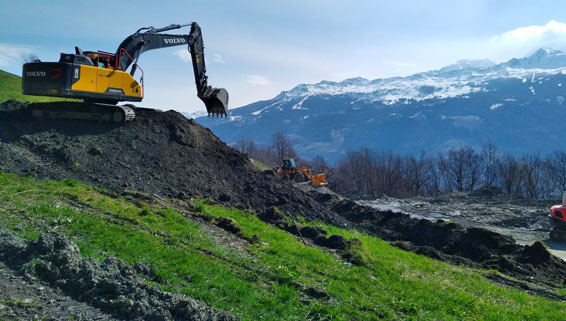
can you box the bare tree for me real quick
[253,146,279,167]
[480,140,499,187]
[545,151,566,197]
[375,151,404,196]
[520,153,544,199]
[423,153,443,196]
[235,137,256,156]
[405,151,428,196]
[336,147,376,196]
[310,155,330,174]
[440,147,477,192]
[468,150,483,191]
[498,152,521,195]
[271,131,296,161]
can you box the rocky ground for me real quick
[1,100,566,318]
[358,187,566,261]
[0,259,118,321]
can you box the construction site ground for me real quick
[1,101,566,318]
[358,190,566,261]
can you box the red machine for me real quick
[549,192,566,241]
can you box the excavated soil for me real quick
[0,101,347,228]
[0,225,236,321]
[1,101,566,302]
[358,189,566,261]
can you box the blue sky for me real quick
[2,1,566,113]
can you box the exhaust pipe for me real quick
[201,87,229,118]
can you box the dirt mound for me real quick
[470,186,504,198]
[0,102,346,227]
[0,225,236,321]
[333,198,566,288]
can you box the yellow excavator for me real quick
[273,158,328,186]
[21,22,228,122]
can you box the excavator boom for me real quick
[114,22,228,117]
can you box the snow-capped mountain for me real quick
[181,110,208,119]
[196,48,566,163]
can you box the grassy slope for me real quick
[0,172,564,320]
[0,69,73,103]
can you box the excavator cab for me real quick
[282,158,296,171]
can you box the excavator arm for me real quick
[115,22,228,117]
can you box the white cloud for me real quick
[473,20,566,65]
[490,20,566,54]
[173,49,192,63]
[489,103,503,110]
[174,50,225,65]
[0,43,37,67]
[245,74,270,85]
[498,21,566,42]
[213,53,225,64]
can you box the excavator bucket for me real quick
[311,174,328,186]
[201,87,229,118]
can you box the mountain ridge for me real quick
[196,48,566,163]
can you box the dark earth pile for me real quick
[0,225,236,321]
[1,101,565,297]
[0,101,346,227]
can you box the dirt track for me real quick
[1,101,565,302]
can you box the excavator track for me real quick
[29,102,135,123]
[550,227,566,242]
[549,221,566,242]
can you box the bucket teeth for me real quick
[201,87,228,118]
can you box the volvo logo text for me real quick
[163,38,186,44]
[26,71,46,77]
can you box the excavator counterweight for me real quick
[21,22,228,121]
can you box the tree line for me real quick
[235,133,566,200]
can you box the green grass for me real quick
[0,172,564,320]
[0,69,74,103]
[250,158,272,171]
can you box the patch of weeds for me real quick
[93,186,109,195]
[341,238,369,266]
[23,171,37,178]
[190,199,208,214]
[70,161,80,171]
[139,208,153,216]
[190,132,199,148]
[88,146,103,155]
[63,178,79,187]
[21,258,40,277]
[446,221,458,228]
[3,298,37,309]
